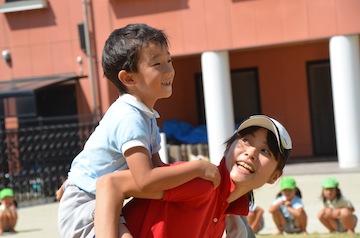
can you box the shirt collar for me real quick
[120,94,160,118]
[219,157,250,215]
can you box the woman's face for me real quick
[225,128,280,190]
[323,187,337,201]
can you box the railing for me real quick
[167,143,209,163]
[0,116,210,206]
[0,116,98,206]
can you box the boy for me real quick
[0,188,17,234]
[58,23,220,238]
[96,115,292,237]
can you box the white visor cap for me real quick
[237,115,292,158]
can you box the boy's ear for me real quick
[118,70,135,86]
[267,170,281,184]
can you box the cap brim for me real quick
[236,114,293,166]
[237,116,282,151]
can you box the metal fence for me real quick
[0,116,98,206]
[0,116,210,206]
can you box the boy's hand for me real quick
[198,160,221,188]
[56,179,67,201]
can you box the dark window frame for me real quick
[195,67,261,125]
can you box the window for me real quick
[307,60,336,156]
[0,0,48,13]
[195,68,261,125]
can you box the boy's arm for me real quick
[151,152,166,167]
[125,146,220,193]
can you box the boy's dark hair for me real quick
[102,23,169,94]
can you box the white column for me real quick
[159,132,169,163]
[201,51,235,165]
[329,35,360,168]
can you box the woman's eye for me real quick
[262,148,271,155]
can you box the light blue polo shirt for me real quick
[68,94,161,194]
[273,195,303,220]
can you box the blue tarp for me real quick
[161,120,208,144]
[162,120,240,144]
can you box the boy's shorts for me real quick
[58,183,126,238]
[58,184,96,238]
[281,218,301,234]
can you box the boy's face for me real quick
[225,128,280,190]
[130,42,175,108]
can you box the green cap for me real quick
[322,177,338,188]
[0,188,14,199]
[280,177,296,190]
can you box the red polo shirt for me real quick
[122,158,249,238]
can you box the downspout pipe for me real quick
[82,0,99,121]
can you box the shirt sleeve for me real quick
[116,111,152,153]
[292,196,304,209]
[338,196,354,208]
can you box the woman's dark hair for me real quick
[224,126,282,167]
[102,23,169,94]
[225,126,284,207]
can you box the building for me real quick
[1,0,360,172]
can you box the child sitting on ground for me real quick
[268,177,307,235]
[0,188,17,234]
[247,202,264,234]
[318,177,357,234]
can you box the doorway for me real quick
[307,60,337,156]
